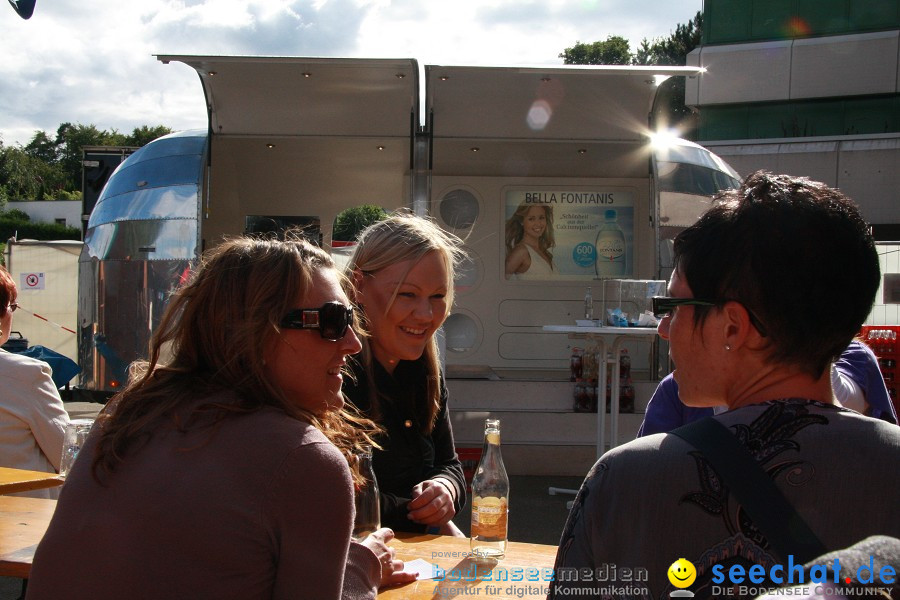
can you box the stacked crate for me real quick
[859,326,899,418]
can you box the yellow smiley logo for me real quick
[667,558,697,588]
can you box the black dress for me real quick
[343,357,467,533]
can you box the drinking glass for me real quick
[352,446,380,541]
[59,418,94,479]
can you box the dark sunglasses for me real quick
[651,296,768,337]
[279,302,353,341]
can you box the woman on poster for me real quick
[504,202,556,280]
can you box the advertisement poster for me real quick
[503,188,634,281]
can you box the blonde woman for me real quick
[28,237,414,600]
[343,212,469,535]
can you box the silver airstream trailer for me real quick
[78,56,740,433]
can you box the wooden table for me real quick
[379,533,557,599]
[0,467,63,496]
[0,499,559,596]
[0,496,56,578]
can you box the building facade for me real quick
[6,200,82,229]
[686,0,900,239]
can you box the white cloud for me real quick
[0,0,701,146]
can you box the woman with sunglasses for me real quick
[550,171,900,599]
[0,265,69,498]
[27,237,414,599]
[343,212,469,535]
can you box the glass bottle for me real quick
[584,287,593,320]
[352,445,381,541]
[595,208,627,277]
[470,418,509,559]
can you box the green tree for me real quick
[333,204,388,242]
[560,11,704,137]
[125,125,172,147]
[24,130,58,164]
[634,12,703,66]
[0,122,171,202]
[559,35,633,65]
[0,144,67,201]
[55,123,112,195]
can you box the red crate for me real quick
[456,447,482,491]
[859,326,900,417]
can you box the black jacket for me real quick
[343,358,467,533]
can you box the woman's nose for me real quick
[657,314,671,340]
[343,326,363,355]
[413,298,434,319]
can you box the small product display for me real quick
[573,346,599,412]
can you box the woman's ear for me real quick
[721,301,755,350]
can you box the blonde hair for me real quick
[93,235,376,479]
[343,211,467,432]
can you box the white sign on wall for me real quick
[21,272,45,290]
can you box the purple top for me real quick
[638,341,897,437]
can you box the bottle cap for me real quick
[605,209,617,219]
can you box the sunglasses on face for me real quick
[279,302,353,341]
[651,296,768,337]
[651,296,717,318]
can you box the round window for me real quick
[438,188,480,231]
[443,312,482,353]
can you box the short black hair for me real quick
[673,170,880,378]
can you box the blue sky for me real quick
[0,0,702,146]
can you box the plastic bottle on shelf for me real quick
[584,287,593,321]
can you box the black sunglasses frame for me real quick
[280,302,353,341]
[651,296,768,337]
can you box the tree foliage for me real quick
[333,204,389,242]
[0,122,172,202]
[559,35,633,66]
[559,11,704,137]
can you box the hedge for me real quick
[0,218,81,242]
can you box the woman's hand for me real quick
[360,528,417,587]
[407,479,456,526]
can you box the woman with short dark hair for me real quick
[551,172,900,599]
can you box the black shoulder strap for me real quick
[670,417,828,563]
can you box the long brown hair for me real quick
[343,211,467,433]
[93,235,376,479]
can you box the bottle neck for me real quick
[483,432,502,458]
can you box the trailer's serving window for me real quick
[503,187,634,281]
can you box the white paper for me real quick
[402,558,440,580]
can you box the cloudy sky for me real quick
[1,0,701,147]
